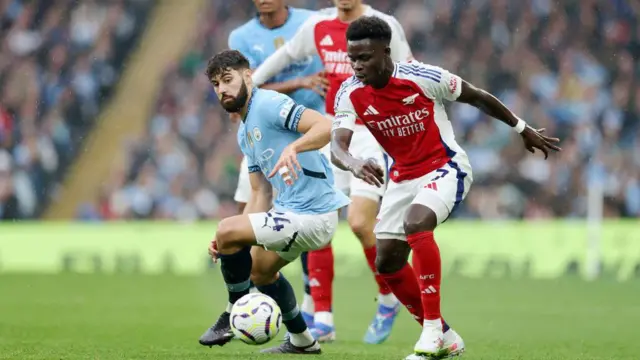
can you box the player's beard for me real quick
[220,80,249,113]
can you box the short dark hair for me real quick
[346,16,392,44]
[205,50,250,80]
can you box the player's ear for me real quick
[384,46,391,55]
[242,68,253,86]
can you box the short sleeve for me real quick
[284,16,320,60]
[246,156,260,173]
[398,62,462,102]
[387,16,413,62]
[267,93,307,132]
[332,78,358,132]
[228,30,259,69]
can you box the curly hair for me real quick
[346,16,392,44]
[205,50,250,80]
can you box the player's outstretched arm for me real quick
[291,109,332,152]
[330,127,355,172]
[252,46,295,87]
[331,126,384,188]
[456,80,562,159]
[268,109,331,180]
[244,171,273,214]
[260,71,329,97]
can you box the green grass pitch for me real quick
[1,271,638,360]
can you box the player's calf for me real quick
[404,205,445,356]
[375,239,425,324]
[257,272,321,354]
[199,215,262,347]
[307,245,335,341]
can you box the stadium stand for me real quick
[4,0,638,221]
[93,0,639,221]
[0,0,153,220]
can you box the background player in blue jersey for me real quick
[227,0,329,332]
[198,50,349,355]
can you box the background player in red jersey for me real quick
[252,0,414,344]
[332,16,561,359]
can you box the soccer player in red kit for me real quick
[332,17,561,359]
[252,0,414,344]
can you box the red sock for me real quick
[363,245,392,295]
[380,264,424,324]
[308,245,334,312]
[407,231,442,320]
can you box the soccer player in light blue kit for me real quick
[198,50,349,354]
[227,0,329,330]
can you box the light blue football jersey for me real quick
[238,88,350,214]
[228,7,325,113]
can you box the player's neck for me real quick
[337,4,366,23]
[259,7,289,29]
[240,88,255,121]
[370,62,395,89]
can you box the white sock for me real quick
[301,294,314,314]
[225,302,233,313]
[314,311,333,326]
[423,318,443,331]
[289,329,318,348]
[378,292,399,307]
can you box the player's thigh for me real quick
[216,215,259,253]
[374,180,415,241]
[247,210,301,255]
[275,211,339,262]
[346,195,379,237]
[234,156,251,204]
[250,246,289,286]
[408,162,473,230]
[375,238,412,274]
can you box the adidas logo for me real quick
[423,182,438,191]
[422,285,437,294]
[319,35,333,46]
[364,105,379,115]
[308,278,321,287]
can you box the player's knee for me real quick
[375,239,411,274]
[250,268,278,286]
[375,253,405,274]
[403,204,438,235]
[216,218,238,251]
[347,212,373,240]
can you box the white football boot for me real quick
[442,328,465,357]
[404,321,466,359]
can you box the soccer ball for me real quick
[230,293,282,345]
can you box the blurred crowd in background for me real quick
[2,0,639,221]
[0,0,151,220]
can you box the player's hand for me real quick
[208,239,219,263]
[268,144,301,184]
[520,126,562,159]
[300,72,329,97]
[349,158,384,187]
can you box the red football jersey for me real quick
[263,6,412,118]
[333,61,470,182]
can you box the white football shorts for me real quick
[248,210,339,262]
[375,161,473,241]
[234,156,251,204]
[323,122,388,201]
